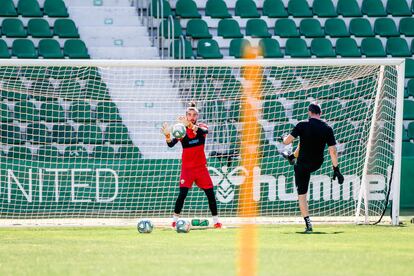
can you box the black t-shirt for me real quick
[291,118,336,165]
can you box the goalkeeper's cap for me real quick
[308,103,321,115]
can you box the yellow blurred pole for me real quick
[237,46,262,276]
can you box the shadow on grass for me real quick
[289,231,344,235]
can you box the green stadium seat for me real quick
[402,142,414,156]
[407,122,414,139]
[349,18,374,37]
[219,78,242,99]
[0,0,17,16]
[30,79,56,100]
[37,145,61,161]
[287,0,312,17]
[292,101,312,121]
[39,101,65,122]
[374,18,399,37]
[150,0,172,18]
[403,126,409,141]
[17,0,42,17]
[356,77,376,98]
[96,101,122,122]
[386,37,411,57]
[299,19,324,38]
[77,124,104,144]
[263,100,287,122]
[310,38,335,57]
[386,0,411,16]
[27,19,52,38]
[274,19,299,38]
[218,19,243,38]
[205,0,231,18]
[407,79,414,98]
[52,124,77,144]
[14,100,40,122]
[0,40,11,59]
[7,146,32,159]
[1,80,31,101]
[64,40,90,59]
[118,146,142,159]
[337,0,362,17]
[320,100,344,121]
[38,39,64,59]
[160,19,183,38]
[324,19,349,37]
[406,59,414,78]
[43,0,68,17]
[69,101,94,123]
[186,19,212,39]
[64,145,89,158]
[54,19,79,38]
[361,38,386,57]
[0,103,13,122]
[175,0,201,18]
[214,124,238,144]
[312,0,337,17]
[1,124,23,144]
[361,0,387,16]
[197,39,223,59]
[58,79,82,99]
[399,18,414,36]
[307,84,331,99]
[333,121,356,143]
[263,0,288,18]
[344,100,368,121]
[228,100,241,122]
[285,38,310,58]
[84,79,110,100]
[336,38,361,57]
[203,100,226,122]
[229,38,251,58]
[273,123,295,141]
[246,19,271,38]
[403,99,414,119]
[92,145,116,159]
[2,19,27,37]
[170,39,193,59]
[235,0,260,18]
[26,123,52,143]
[105,123,131,144]
[259,38,283,58]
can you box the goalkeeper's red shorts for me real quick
[179,165,213,189]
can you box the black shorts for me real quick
[294,162,322,195]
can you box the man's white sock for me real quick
[173,214,179,223]
[213,216,219,224]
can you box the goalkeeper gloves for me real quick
[278,133,289,143]
[332,165,344,184]
[161,122,172,141]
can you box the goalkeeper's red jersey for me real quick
[167,123,208,169]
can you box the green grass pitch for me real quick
[1,223,413,275]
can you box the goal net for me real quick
[0,59,404,225]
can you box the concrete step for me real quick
[64,0,133,7]
[80,26,151,47]
[68,7,140,26]
[88,46,159,59]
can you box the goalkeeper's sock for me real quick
[173,214,179,223]
[304,216,312,232]
[213,216,219,224]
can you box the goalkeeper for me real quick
[281,103,344,233]
[161,102,222,229]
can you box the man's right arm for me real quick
[328,146,338,167]
[327,127,344,184]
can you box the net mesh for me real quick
[0,61,399,223]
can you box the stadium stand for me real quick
[155,0,413,145]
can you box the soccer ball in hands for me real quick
[176,219,191,233]
[137,220,154,233]
[172,123,186,139]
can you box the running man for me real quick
[161,102,222,229]
[281,103,344,233]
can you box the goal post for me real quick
[0,58,405,226]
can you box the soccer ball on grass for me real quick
[137,220,154,233]
[176,219,191,233]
